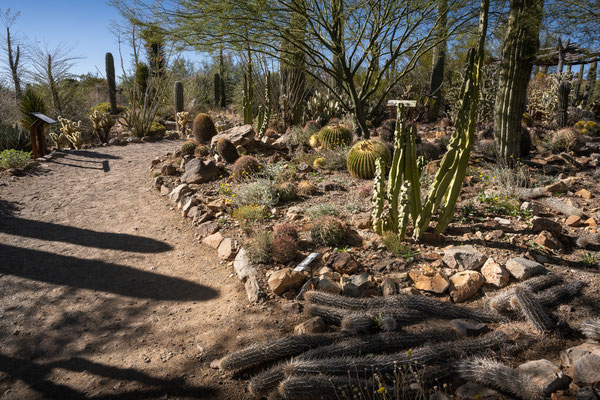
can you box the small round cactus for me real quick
[313,157,326,169]
[574,121,586,130]
[317,124,352,149]
[310,216,346,247]
[231,155,261,182]
[181,140,198,156]
[309,134,320,148]
[551,128,582,152]
[192,113,217,144]
[275,182,297,203]
[194,144,210,157]
[346,139,392,179]
[584,120,599,135]
[297,180,318,196]
[216,138,239,163]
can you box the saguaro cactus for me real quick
[556,80,570,128]
[428,0,448,121]
[105,52,118,114]
[174,81,184,131]
[585,61,597,105]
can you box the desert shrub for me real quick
[306,204,339,218]
[474,139,497,155]
[297,180,318,196]
[484,164,532,197]
[90,102,127,115]
[259,161,287,182]
[181,140,199,156]
[246,231,272,264]
[0,124,31,151]
[232,204,269,224]
[232,155,262,182]
[232,178,279,208]
[383,233,420,260]
[447,63,498,123]
[148,121,166,137]
[271,234,300,264]
[310,216,346,247]
[275,182,297,203]
[0,149,32,170]
[304,90,344,124]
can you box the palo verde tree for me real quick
[494,0,544,163]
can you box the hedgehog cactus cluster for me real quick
[346,139,391,179]
[575,120,599,135]
[181,140,198,156]
[551,127,582,152]
[216,138,238,163]
[311,124,352,149]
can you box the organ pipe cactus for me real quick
[174,81,184,130]
[556,80,570,128]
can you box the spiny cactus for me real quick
[581,318,600,340]
[89,110,114,143]
[458,357,543,400]
[176,111,191,139]
[346,139,392,179]
[218,333,345,372]
[584,120,599,134]
[557,80,570,128]
[58,116,83,149]
[194,144,210,157]
[513,286,556,333]
[310,216,346,246]
[249,364,286,397]
[105,52,118,114]
[277,376,379,400]
[231,155,261,182]
[48,131,67,149]
[256,71,271,139]
[216,138,238,163]
[297,180,318,196]
[174,81,184,114]
[308,134,320,148]
[181,140,198,156]
[486,274,563,315]
[283,331,507,377]
[192,113,217,144]
[550,128,582,152]
[316,124,352,149]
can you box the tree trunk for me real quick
[428,0,448,122]
[494,0,544,163]
[331,0,344,94]
[47,55,63,115]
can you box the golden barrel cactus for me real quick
[346,139,392,179]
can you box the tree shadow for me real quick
[0,354,215,399]
[0,217,172,253]
[56,149,122,160]
[0,244,218,301]
[0,199,22,218]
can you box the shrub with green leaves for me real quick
[148,121,166,137]
[90,102,127,115]
[0,149,32,170]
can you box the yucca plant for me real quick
[19,87,47,130]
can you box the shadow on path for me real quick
[56,150,122,160]
[0,244,218,301]
[0,354,215,399]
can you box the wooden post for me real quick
[29,121,39,159]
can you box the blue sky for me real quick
[2,1,202,78]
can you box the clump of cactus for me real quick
[346,139,391,179]
[232,155,261,182]
[58,116,84,149]
[584,120,599,134]
[216,138,238,163]
[192,113,217,144]
[310,216,346,246]
[297,180,318,196]
[550,127,582,152]
[181,140,198,156]
[256,71,271,139]
[271,223,300,264]
[312,157,326,169]
[194,144,210,157]
[177,111,191,139]
[89,110,115,143]
[48,131,68,149]
[314,124,352,149]
[275,182,297,203]
[308,134,320,148]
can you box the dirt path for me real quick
[0,142,284,400]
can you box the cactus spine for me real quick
[256,71,271,139]
[105,52,118,114]
[556,80,570,128]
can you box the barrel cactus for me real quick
[192,113,217,144]
[346,139,392,179]
[317,124,352,149]
[181,140,198,156]
[232,155,261,182]
[194,144,210,157]
[550,128,582,152]
[216,138,239,163]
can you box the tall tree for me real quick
[494,0,544,163]
[1,9,23,104]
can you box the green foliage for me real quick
[0,149,32,170]
[310,216,346,247]
[19,87,47,129]
[90,102,127,115]
[476,192,528,218]
[0,123,31,151]
[232,204,269,224]
[581,252,598,268]
[346,139,391,179]
[315,124,352,149]
[382,233,420,261]
[148,121,166,137]
[192,113,217,143]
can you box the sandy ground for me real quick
[0,141,289,400]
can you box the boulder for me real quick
[573,354,600,385]
[268,268,305,295]
[449,270,484,302]
[202,232,224,249]
[480,258,510,288]
[233,248,257,282]
[316,277,342,294]
[442,245,487,270]
[505,257,546,280]
[561,343,600,368]
[327,252,360,275]
[532,217,562,237]
[545,180,569,194]
[521,201,542,216]
[381,277,398,296]
[409,270,449,294]
[196,221,219,238]
[575,189,592,200]
[245,276,261,303]
[217,238,238,260]
[169,184,191,203]
[181,159,220,184]
[516,359,571,395]
[211,124,255,150]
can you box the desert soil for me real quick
[0,141,292,400]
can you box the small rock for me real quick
[560,343,600,368]
[450,319,489,337]
[505,257,546,280]
[282,302,303,314]
[480,258,510,288]
[268,268,305,295]
[217,238,238,260]
[318,182,346,192]
[442,245,487,270]
[351,213,372,230]
[546,180,569,194]
[341,282,362,297]
[161,164,177,176]
[585,217,598,228]
[532,217,562,237]
[202,232,224,249]
[294,317,327,335]
[409,270,449,294]
[455,382,502,400]
[574,386,598,400]
[316,277,342,294]
[521,201,542,215]
[160,185,170,196]
[517,359,571,395]
[196,221,219,238]
[566,215,583,227]
[181,159,221,184]
[210,124,255,150]
[327,252,360,275]
[169,184,191,203]
[233,248,257,282]
[245,276,261,303]
[576,189,593,200]
[573,354,600,385]
[534,231,563,251]
[381,277,398,296]
[449,270,484,302]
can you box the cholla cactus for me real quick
[89,110,115,143]
[48,131,68,149]
[58,116,83,149]
[177,111,191,138]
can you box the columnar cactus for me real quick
[556,80,570,127]
[174,81,184,114]
[105,52,118,114]
[242,71,253,125]
[256,72,272,139]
